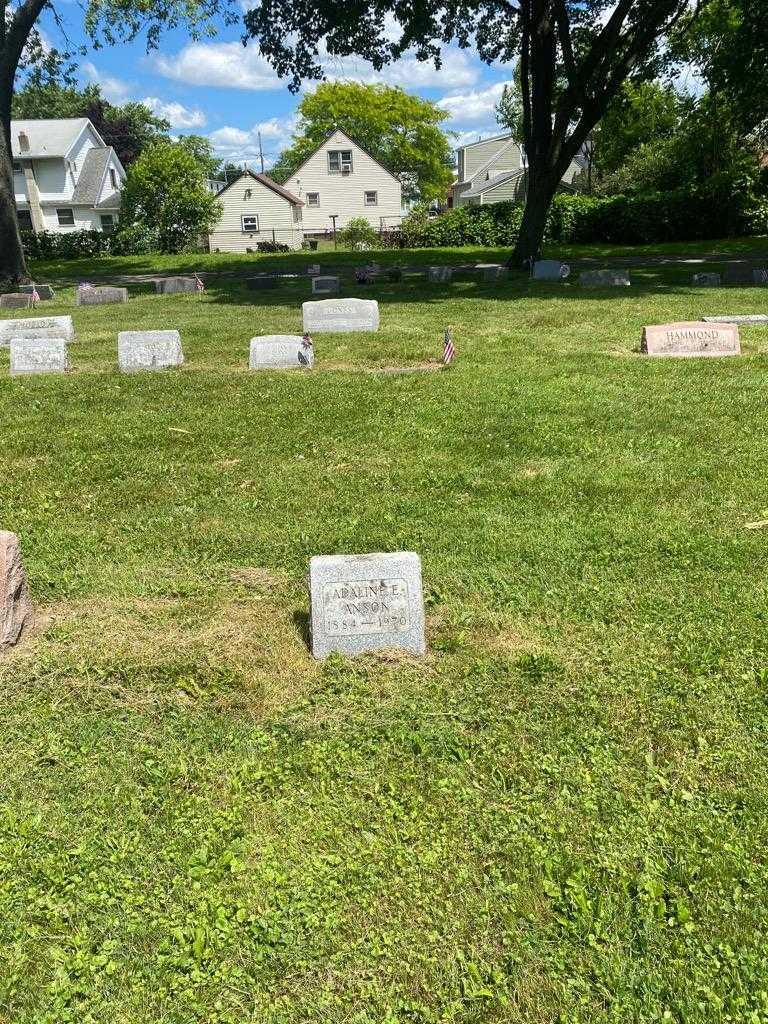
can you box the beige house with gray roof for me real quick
[12,118,125,234]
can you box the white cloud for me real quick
[142,96,207,129]
[82,61,132,104]
[208,117,296,167]
[151,42,283,90]
[437,82,506,125]
[321,46,479,89]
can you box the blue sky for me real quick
[34,6,517,169]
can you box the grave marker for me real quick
[303,297,379,333]
[118,330,184,371]
[19,284,55,300]
[249,335,314,370]
[10,337,69,376]
[476,263,505,282]
[428,266,452,283]
[692,272,722,287]
[0,315,74,348]
[77,285,128,305]
[308,552,426,659]
[246,275,279,290]
[703,314,768,324]
[533,260,569,281]
[0,531,33,652]
[0,294,32,310]
[724,263,755,286]
[155,276,197,294]
[311,276,340,295]
[753,268,768,286]
[579,269,631,287]
[641,320,740,357]
[307,264,321,276]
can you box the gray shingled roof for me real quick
[71,148,112,205]
[11,118,92,158]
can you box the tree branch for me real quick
[5,0,48,82]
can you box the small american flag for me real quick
[302,332,313,349]
[31,287,40,306]
[443,327,456,366]
[194,274,205,294]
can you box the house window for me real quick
[328,150,353,174]
[56,208,75,226]
[109,168,118,189]
[17,209,33,231]
[306,192,320,206]
[100,214,115,233]
[242,215,259,232]
[12,161,22,174]
[364,190,378,206]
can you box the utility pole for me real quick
[258,132,265,174]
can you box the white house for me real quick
[284,129,402,235]
[452,132,582,207]
[207,170,305,252]
[12,118,126,234]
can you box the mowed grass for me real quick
[2,261,768,1023]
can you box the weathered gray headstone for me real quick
[155,276,197,295]
[476,263,505,282]
[0,294,32,310]
[533,260,569,281]
[302,298,379,333]
[307,264,321,276]
[308,552,426,659]
[10,337,69,376]
[428,266,452,283]
[249,335,314,370]
[692,272,722,287]
[311,276,340,295]
[118,330,184,371]
[246,275,278,290]
[0,315,74,348]
[0,531,33,653]
[19,284,55,300]
[753,268,768,286]
[77,285,128,305]
[703,314,768,324]
[641,320,740,357]
[579,269,631,288]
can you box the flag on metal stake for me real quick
[31,287,40,307]
[194,274,205,295]
[443,327,455,366]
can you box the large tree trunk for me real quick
[513,171,560,265]
[0,82,28,288]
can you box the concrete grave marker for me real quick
[10,337,69,376]
[155,276,197,295]
[476,263,505,281]
[246,275,279,290]
[118,330,184,371]
[692,272,722,287]
[19,284,55,300]
[0,531,33,653]
[0,315,74,348]
[77,285,128,305]
[428,266,452,283]
[533,260,569,281]
[249,334,314,370]
[703,314,768,324]
[580,269,631,287]
[753,268,768,286]
[303,297,379,333]
[641,320,740,357]
[0,294,32,310]
[307,264,321,276]
[311,276,340,295]
[308,551,426,659]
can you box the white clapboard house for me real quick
[452,132,583,207]
[12,118,126,234]
[207,171,306,252]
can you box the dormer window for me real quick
[328,150,353,175]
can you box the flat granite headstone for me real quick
[0,315,74,348]
[246,275,279,290]
[77,285,128,305]
[249,335,314,370]
[155,277,197,295]
[692,272,722,287]
[703,314,768,324]
[641,320,740,357]
[19,284,55,300]
[10,337,69,376]
[428,266,452,283]
[533,260,569,281]
[0,294,32,310]
[303,297,379,333]
[118,330,184,371]
[307,264,321,276]
[476,263,505,281]
[0,531,33,652]
[308,551,426,660]
[311,276,340,295]
[580,269,631,288]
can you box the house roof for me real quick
[458,131,515,151]
[71,148,113,205]
[216,170,304,205]
[467,139,523,185]
[285,128,401,186]
[10,118,100,159]
[462,168,525,199]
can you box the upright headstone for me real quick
[246,275,279,290]
[0,294,32,310]
[476,263,505,282]
[311,276,340,295]
[19,284,55,300]
[302,298,379,333]
[77,285,128,305]
[0,531,33,652]
[0,315,74,348]
[307,264,321,276]
[118,330,184,371]
[753,268,768,286]
[641,321,740,357]
[579,269,631,288]
[427,266,452,283]
[533,260,569,281]
[10,337,69,376]
[155,276,197,295]
[692,272,722,287]
[249,335,314,370]
[308,552,426,659]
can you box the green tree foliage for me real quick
[119,142,223,253]
[175,134,223,180]
[337,216,380,250]
[269,81,454,202]
[494,74,524,144]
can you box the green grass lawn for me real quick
[2,263,768,1023]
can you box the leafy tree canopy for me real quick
[269,81,454,202]
[175,133,223,180]
[593,79,691,177]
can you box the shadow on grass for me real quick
[292,610,311,653]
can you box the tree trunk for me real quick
[512,172,559,266]
[0,82,29,289]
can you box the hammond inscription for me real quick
[642,320,740,357]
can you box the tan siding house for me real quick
[208,171,304,252]
[454,133,582,207]
[284,129,402,234]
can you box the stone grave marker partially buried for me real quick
[155,277,197,295]
[580,269,631,287]
[308,552,426,659]
[428,266,452,283]
[0,315,74,348]
[303,298,379,333]
[118,330,184,371]
[10,337,69,376]
[0,531,33,653]
[533,260,569,281]
[692,272,722,287]
[641,321,740,357]
[311,276,340,296]
[249,335,314,370]
[476,263,505,282]
[703,314,768,325]
[77,285,128,306]
[0,293,32,310]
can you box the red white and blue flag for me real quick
[194,274,205,293]
[443,328,456,366]
[31,287,40,305]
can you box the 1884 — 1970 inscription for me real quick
[641,321,740,357]
[309,552,425,659]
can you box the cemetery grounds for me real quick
[1,245,768,1023]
